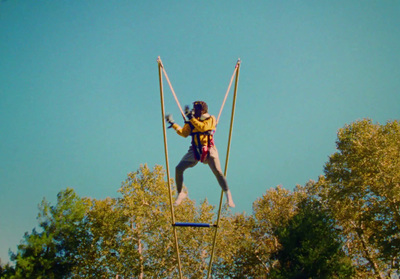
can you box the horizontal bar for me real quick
[173,222,217,228]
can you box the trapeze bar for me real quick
[173,222,217,228]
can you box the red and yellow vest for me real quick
[172,113,216,161]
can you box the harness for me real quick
[188,120,215,162]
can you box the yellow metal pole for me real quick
[207,59,241,278]
[157,57,183,279]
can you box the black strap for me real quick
[190,130,214,146]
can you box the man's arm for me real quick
[172,122,191,138]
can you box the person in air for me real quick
[165,101,235,208]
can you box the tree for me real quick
[115,164,178,278]
[270,198,354,278]
[0,260,15,278]
[312,119,400,278]
[69,197,123,277]
[252,185,308,276]
[212,212,257,278]
[4,188,89,278]
[66,164,177,278]
[212,185,308,277]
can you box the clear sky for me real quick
[1,0,399,264]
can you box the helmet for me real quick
[193,101,208,113]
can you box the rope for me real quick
[216,60,240,124]
[157,57,186,121]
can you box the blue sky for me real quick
[1,0,399,264]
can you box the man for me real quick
[165,101,235,208]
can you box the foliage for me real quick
[252,185,307,276]
[270,198,354,278]
[212,185,308,277]
[311,119,400,278]
[212,212,256,278]
[71,164,184,278]
[2,188,89,278]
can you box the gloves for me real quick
[184,105,193,120]
[165,114,174,128]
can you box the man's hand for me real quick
[184,105,193,120]
[165,114,174,128]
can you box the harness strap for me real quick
[188,121,215,162]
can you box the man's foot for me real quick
[225,190,235,208]
[174,192,187,206]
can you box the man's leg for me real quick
[175,148,197,205]
[207,146,235,207]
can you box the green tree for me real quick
[69,197,123,277]
[270,198,354,278]
[4,188,89,278]
[213,185,308,277]
[252,185,307,276]
[0,259,12,277]
[212,212,257,278]
[68,164,176,278]
[312,119,400,278]
[116,164,178,278]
